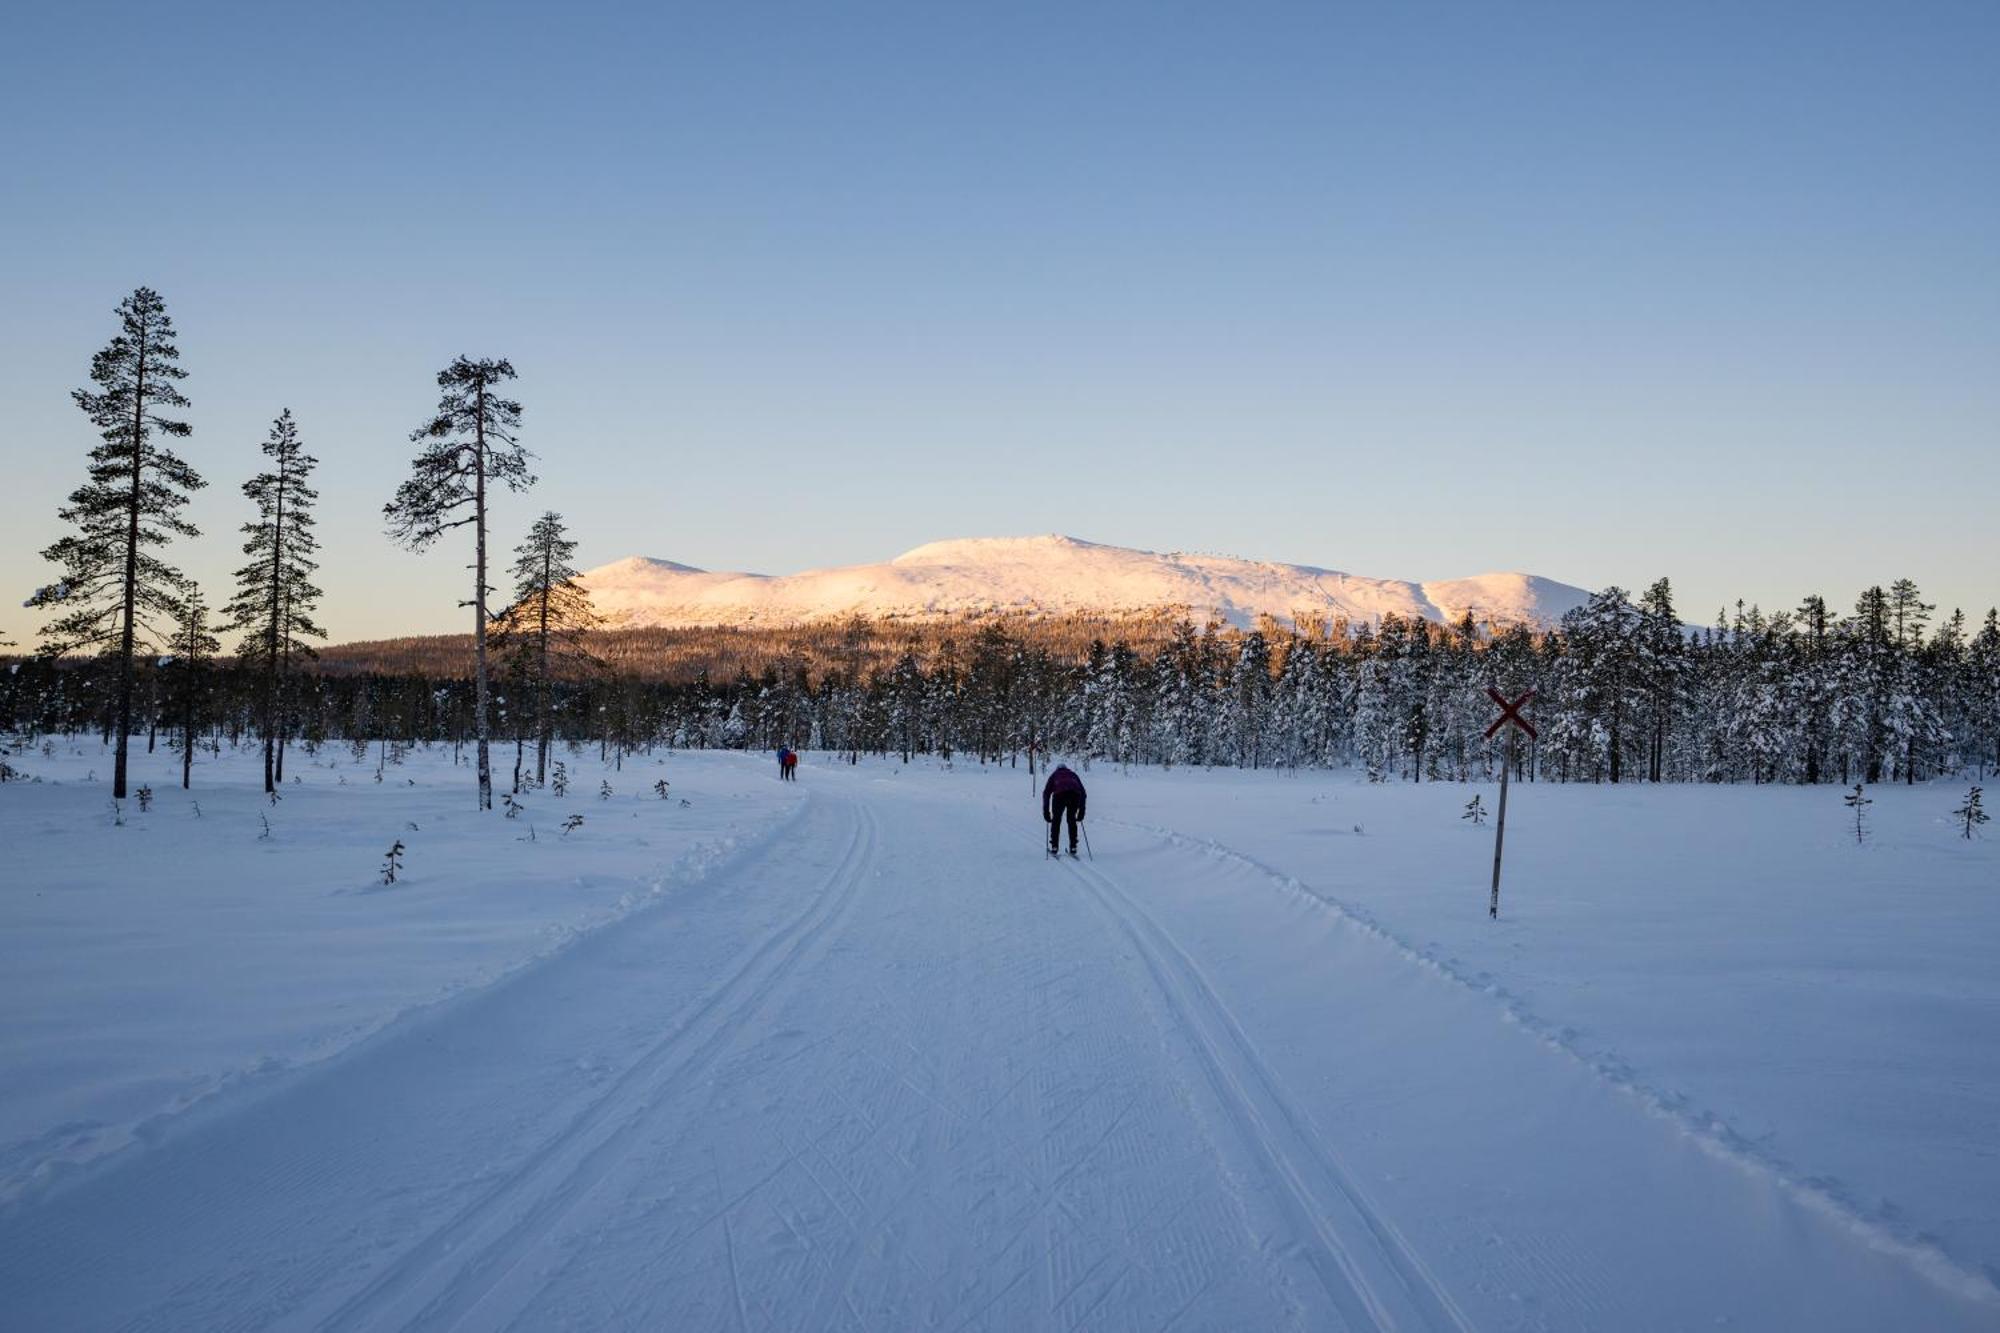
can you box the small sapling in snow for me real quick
[598,780,613,801]
[259,813,273,840]
[502,793,523,820]
[191,800,202,818]
[562,814,584,837]
[381,839,405,884]
[1462,794,1487,826]
[1954,786,1988,840]
[1845,784,1872,845]
[653,779,670,799]
[269,789,281,806]
[135,785,153,813]
[550,762,568,797]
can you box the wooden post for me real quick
[1489,730,1512,919]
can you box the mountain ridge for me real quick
[579,535,1594,632]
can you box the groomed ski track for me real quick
[1,759,1993,1331]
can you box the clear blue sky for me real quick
[4,1,1995,643]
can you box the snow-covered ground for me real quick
[0,741,803,1207]
[2,741,1997,1329]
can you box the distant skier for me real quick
[782,749,798,781]
[1042,763,1086,856]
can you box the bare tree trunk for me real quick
[181,661,196,789]
[472,379,493,810]
[114,320,148,800]
[536,542,552,785]
[263,451,286,793]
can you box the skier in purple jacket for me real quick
[1042,764,1087,856]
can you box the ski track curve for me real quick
[1103,813,2000,1314]
[1062,854,1472,1333]
[317,796,881,1332]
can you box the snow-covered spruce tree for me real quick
[170,581,220,789]
[226,409,323,793]
[1972,610,2000,779]
[492,511,600,786]
[29,288,205,798]
[1953,786,1987,839]
[385,357,535,810]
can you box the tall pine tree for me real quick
[493,511,600,785]
[385,357,534,809]
[30,288,205,798]
[226,409,324,793]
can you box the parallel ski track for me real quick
[1064,855,1472,1333]
[318,793,880,1333]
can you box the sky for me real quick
[3,1,1996,644]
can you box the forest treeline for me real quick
[7,579,1997,788]
[9,287,1996,795]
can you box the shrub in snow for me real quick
[1462,795,1487,827]
[381,839,405,884]
[1954,787,1988,840]
[598,780,613,801]
[502,793,523,820]
[653,779,670,799]
[550,762,568,797]
[562,814,584,837]
[135,785,153,812]
[1845,784,1872,846]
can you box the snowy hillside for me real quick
[581,534,1593,630]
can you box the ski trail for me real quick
[1065,854,1472,1332]
[317,794,879,1332]
[1105,813,2000,1315]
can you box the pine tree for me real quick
[1845,783,1872,846]
[385,357,535,810]
[492,511,599,785]
[29,288,205,798]
[1952,786,1987,839]
[226,409,324,793]
[1972,610,2000,779]
[171,581,221,789]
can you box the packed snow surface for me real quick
[582,534,1593,630]
[3,742,1998,1330]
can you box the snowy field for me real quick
[2,741,1997,1330]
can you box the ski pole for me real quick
[1081,824,1094,860]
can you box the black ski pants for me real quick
[1048,791,1083,852]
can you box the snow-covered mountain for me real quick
[581,535,1593,631]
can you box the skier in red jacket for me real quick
[1042,763,1087,857]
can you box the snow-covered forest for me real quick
[9,287,1995,800]
[8,581,1998,789]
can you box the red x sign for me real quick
[1485,687,1537,741]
